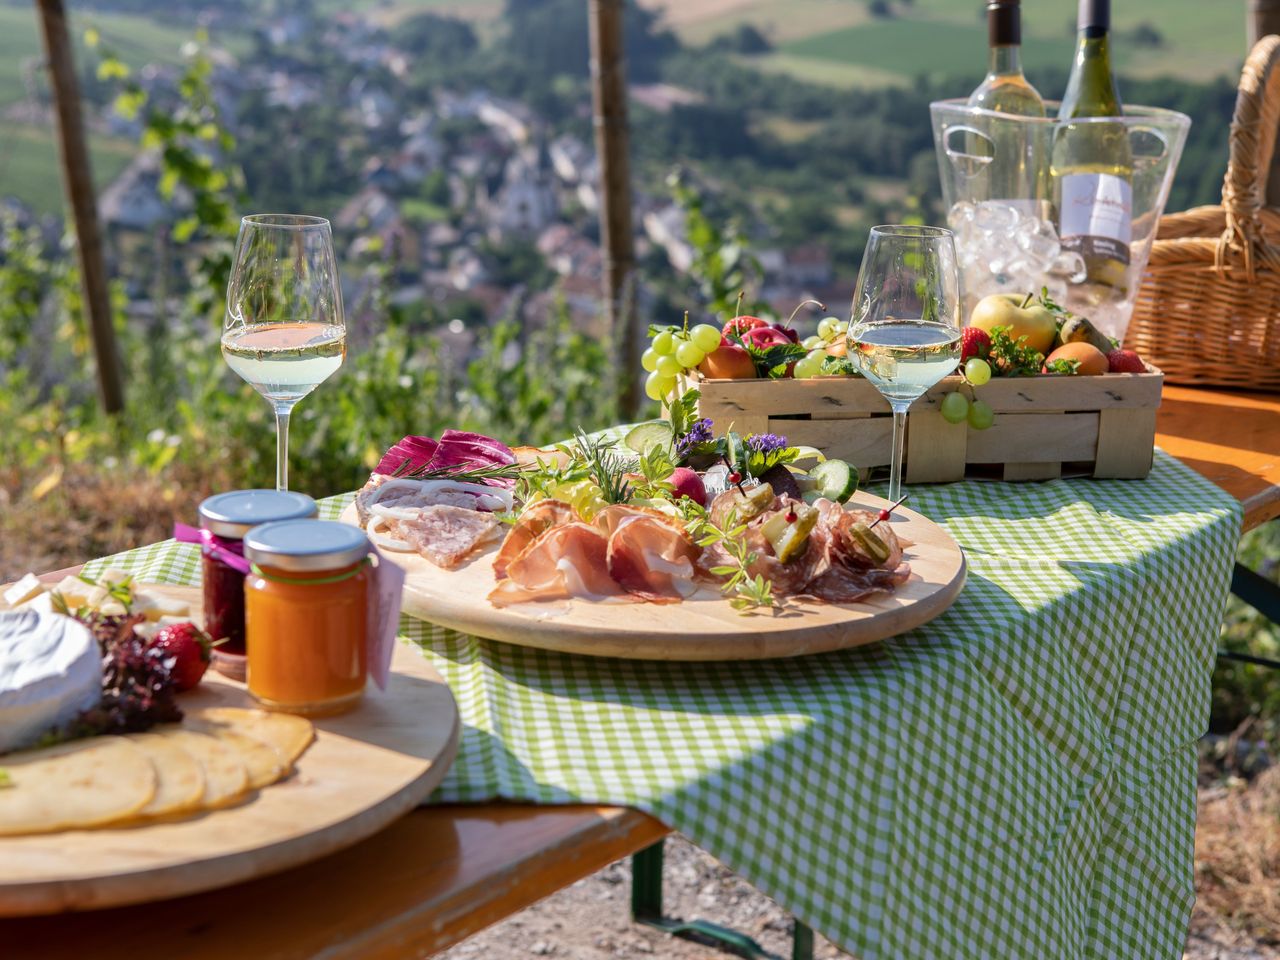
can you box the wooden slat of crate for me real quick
[905,411,968,484]
[965,413,1099,463]
[1093,408,1158,478]
[779,418,894,471]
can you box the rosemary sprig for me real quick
[390,459,524,484]
[573,428,631,505]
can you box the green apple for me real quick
[968,293,1057,355]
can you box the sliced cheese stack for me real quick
[0,611,102,754]
[0,708,315,836]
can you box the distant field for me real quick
[640,0,1249,87]
[0,124,135,217]
[0,4,247,108]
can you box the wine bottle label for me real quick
[1058,172,1131,264]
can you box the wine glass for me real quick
[222,215,346,492]
[849,225,962,503]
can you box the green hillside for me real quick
[646,0,1248,88]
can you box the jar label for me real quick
[1058,172,1132,264]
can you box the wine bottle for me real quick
[967,1,1045,117]
[1052,0,1133,293]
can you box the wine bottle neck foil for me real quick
[987,0,1020,48]
[1077,0,1110,32]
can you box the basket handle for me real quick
[1220,35,1280,276]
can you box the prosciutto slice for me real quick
[379,505,500,569]
[493,499,577,578]
[606,516,701,602]
[488,523,631,606]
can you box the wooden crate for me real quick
[694,367,1164,482]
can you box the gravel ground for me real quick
[436,835,1278,960]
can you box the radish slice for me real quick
[367,516,412,551]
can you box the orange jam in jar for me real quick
[244,520,371,716]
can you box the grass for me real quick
[0,5,247,110]
[645,0,1248,88]
[0,124,135,217]
[782,18,1072,86]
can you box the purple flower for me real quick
[676,418,714,459]
[746,432,789,454]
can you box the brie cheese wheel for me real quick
[0,611,102,754]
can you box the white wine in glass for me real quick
[849,225,962,503]
[222,215,346,491]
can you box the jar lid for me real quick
[244,520,370,572]
[198,490,318,539]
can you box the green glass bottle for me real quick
[1052,0,1133,293]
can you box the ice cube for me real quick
[947,201,977,231]
[974,202,1019,232]
[1017,232,1061,268]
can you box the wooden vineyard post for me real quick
[588,0,639,416]
[36,0,123,414]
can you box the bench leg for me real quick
[629,839,814,960]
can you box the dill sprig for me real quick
[573,428,631,505]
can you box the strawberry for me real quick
[722,315,769,337]
[961,327,992,362]
[149,622,212,692]
[1106,348,1146,373]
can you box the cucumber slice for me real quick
[809,459,859,503]
[624,420,675,455]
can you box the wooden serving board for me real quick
[342,491,966,661]
[0,585,460,917]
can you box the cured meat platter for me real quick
[340,490,966,661]
[0,584,459,916]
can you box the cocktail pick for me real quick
[868,493,909,530]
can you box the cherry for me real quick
[785,510,797,523]
[878,508,891,522]
[727,471,742,485]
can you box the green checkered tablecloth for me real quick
[84,448,1241,960]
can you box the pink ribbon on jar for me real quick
[173,523,252,575]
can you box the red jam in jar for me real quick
[197,490,317,677]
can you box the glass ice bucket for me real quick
[930,99,1190,341]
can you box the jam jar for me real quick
[243,520,371,716]
[198,490,317,679]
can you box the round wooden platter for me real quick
[0,584,460,917]
[341,491,966,661]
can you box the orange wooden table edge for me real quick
[1155,385,1280,532]
[2,803,670,960]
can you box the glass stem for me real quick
[273,402,294,492]
[887,402,909,503]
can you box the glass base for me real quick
[250,687,364,717]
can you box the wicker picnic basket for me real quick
[1127,36,1280,391]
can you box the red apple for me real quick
[698,343,757,380]
[743,326,793,350]
[669,467,707,507]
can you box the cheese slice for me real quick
[0,611,103,754]
[3,574,44,608]
[143,596,191,622]
[52,575,91,609]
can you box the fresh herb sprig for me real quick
[987,326,1045,377]
[687,508,779,612]
[630,443,677,500]
[573,428,632,505]
[727,330,808,379]
[390,460,524,485]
